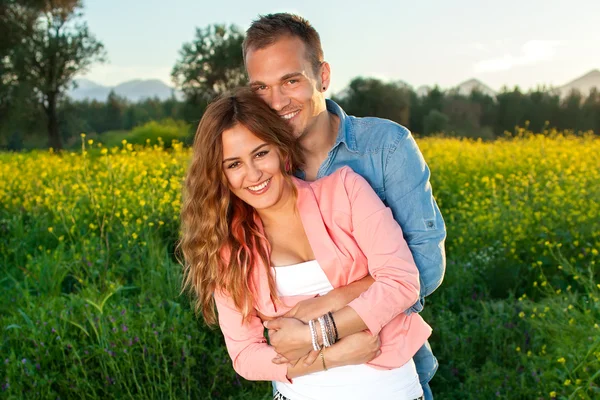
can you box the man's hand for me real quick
[284,295,335,323]
[265,317,313,364]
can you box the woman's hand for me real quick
[264,317,313,364]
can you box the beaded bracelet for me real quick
[318,315,330,347]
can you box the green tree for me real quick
[423,109,449,135]
[333,77,410,126]
[7,0,106,150]
[171,24,246,116]
[104,90,126,132]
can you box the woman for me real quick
[180,88,431,400]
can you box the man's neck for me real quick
[299,108,340,181]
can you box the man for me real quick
[243,13,446,399]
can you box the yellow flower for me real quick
[48,227,53,233]
[518,311,525,318]
[557,357,566,364]
[515,347,521,352]
[549,391,556,398]
[564,379,571,386]
[132,233,138,239]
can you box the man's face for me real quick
[246,36,329,139]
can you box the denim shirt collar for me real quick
[326,99,359,153]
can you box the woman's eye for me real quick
[227,161,240,169]
[255,150,269,158]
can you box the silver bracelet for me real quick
[308,319,321,351]
[323,312,336,345]
[318,315,330,347]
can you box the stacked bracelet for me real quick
[308,319,321,351]
[328,311,339,342]
[309,312,338,349]
[318,315,330,347]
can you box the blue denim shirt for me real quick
[296,100,447,313]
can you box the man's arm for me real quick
[384,128,446,313]
[285,275,374,322]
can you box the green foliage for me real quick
[171,24,246,121]
[98,119,192,149]
[2,0,106,150]
[423,109,449,135]
[333,77,410,125]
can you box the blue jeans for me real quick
[414,340,438,400]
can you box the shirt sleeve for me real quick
[214,290,289,382]
[383,128,446,311]
[341,167,422,335]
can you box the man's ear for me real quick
[319,61,331,92]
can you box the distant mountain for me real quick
[453,78,496,97]
[68,79,181,102]
[558,69,600,98]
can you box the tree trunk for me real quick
[45,93,62,150]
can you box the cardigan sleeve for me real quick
[339,167,421,335]
[214,290,289,382]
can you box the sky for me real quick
[80,0,600,94]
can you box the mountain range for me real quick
[68,79,181,102]
[417,69,600,98]
[70,69,600,102]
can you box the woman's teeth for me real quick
[247,178,271,191]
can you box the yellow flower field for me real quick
[1,131,599,399]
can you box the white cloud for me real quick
[78,64,173,86]
[474,40,564,73]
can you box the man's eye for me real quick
[253,85,267,92]
[287,79,298,85]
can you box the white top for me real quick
[271,260,423,400]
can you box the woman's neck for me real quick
[255,179,297,229]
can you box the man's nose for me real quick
[269,87,290,112]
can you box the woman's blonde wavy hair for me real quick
[180,87,305,325]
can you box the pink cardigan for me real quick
[214,166,432,382]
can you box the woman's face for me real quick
[221,123,289,212]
